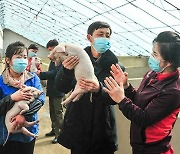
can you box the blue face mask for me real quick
[148,55,164,72]
[11,58,28,73]
[28,51,37,58]
[93,37,111,53]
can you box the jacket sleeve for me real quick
[124,83,137,101]
[92,82,117,105]
[55,66,75,94]
[39,64,62,80]
[0,94,15,115]
[23,99,43,119]
[118,88,180,127]
[23,73,45,118]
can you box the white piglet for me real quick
[3,86,42,146]
[30,57,41,72]
[49,43,98,105]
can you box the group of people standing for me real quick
[0,21,179,154]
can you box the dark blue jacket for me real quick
[39,61,64,97]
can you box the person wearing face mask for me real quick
[55,21,125,154]
[99,31,180,154]
[36,39,65,144]
[26,44,42,72]
[0,41,45,154]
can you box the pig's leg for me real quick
[61,84,80,105]
[61,92,76,105]
[62,84,87,105]
[72,93,83,102]
[24,120,39,127]
[14,127,38,138]
[19,104,29,115]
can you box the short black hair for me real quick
[153,31,180,68]
[46,39,59,48]
[87,21,112,35]
[28,44,39,50]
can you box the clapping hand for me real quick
[103,63,129,103]
[103,76,125,103]
[110,64,129,88]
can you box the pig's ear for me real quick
[56,45,66,53]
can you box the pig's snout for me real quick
[48,53,54,61]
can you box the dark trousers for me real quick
[132,148,162,154]
[71,149,114,154]
[49,96,64,138]
[0,139,35,154]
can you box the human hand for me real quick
[78,78,100,92]
[11,114,26,130]
[110,64,129,88]
[62,56,79,70]
[103,76,125,103]
[11,88,33,102]
[35,58,41,67]
[35,70,41,76]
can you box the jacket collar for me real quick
[145,70,179,90]
[2,68,34,88]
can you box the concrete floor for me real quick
[34,97,180,154]
[34,97,70,154]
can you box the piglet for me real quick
[48,43,98,105]
[3,86,42,146]
[30,57,41,72]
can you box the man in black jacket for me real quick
[36,39,64,144]
[55,21,124,154]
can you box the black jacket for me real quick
[0,96,14,114]
[39,61,64,97]
[55,46,120,153]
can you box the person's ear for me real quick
[87,34,93,43]
[5,57,11,67]
[165,61,172,67]
[5,57,10,65]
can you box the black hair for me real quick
[6,41,25,54]
[5,43,27,68]
[153,31,180,68]
[5,41,26,60]
[87,21,112,35]
[28,44,39,50]
[46,39,59,48]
